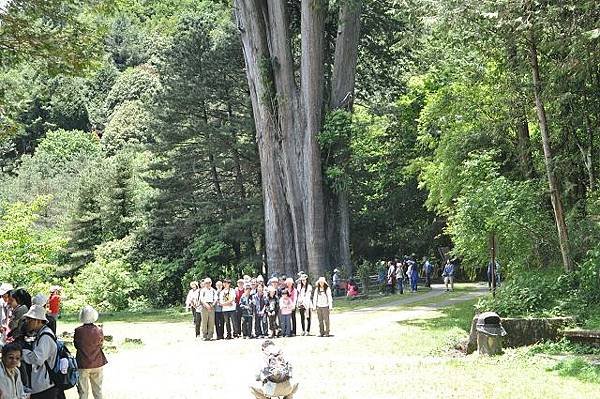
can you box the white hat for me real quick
[79,305,99,324]
[0,283,13,295]
[203,278,212,284]
[32,294,48,306]
[24,305,48,322]
[300,274,308,280]
[317,277,327,285]
[333,268,340,273]
[49,285,61,293]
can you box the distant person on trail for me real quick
[487,260,501,290]
[192,281,204,338]
[332,269,341,297]
[74,306,107,399]
[185,281,199,325]
[423,258,433,288]
[442,259,455,292]
[395,259,404,294]
[219,280,236,340]
[250,340,298,399]
[407,258,419,293]
[386,261,396,294]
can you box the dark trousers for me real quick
[234,308,242,336]
[242,316,253,337]
[194,309,202,337]
[397,278,404,294]
[223,311,234,338]
[32,386,58,399]
[255,314,268,337]
[425,274,431,287]
[268,314,278,336]
[215,311,224,339]
[299,307,311,333]
[290,309,297,335]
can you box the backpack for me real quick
[264,352,290,383]
[40,331,79,390]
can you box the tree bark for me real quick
[528,32,573,273]
[234,0,329,277]
[329,0,362,276]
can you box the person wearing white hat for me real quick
[297,274,313,336]
[0,283,14,341]
[74,305,107,399]
[332,269,342,297]
[199,278,216,341]
[32,294,56,335]
[21,305,58,399]
[312,277,333,337]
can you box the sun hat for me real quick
[203,277,212,284]
[300,274,308,281]
[297,271,305,276]
[267,277,278,285]
[223,279,232,284]
[190,281,198,288]
[256,275,264,282]
[244,283,252,290]
[317,277,327,285]
[0,283,13,295]
[333,268,340,273]
[23,305,48,323]
[79,305,99,324]
[49,285,61,293]
[32,294,48,306]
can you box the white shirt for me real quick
[219,288,236,312]
[312,287,333,309]
[199,287,216,307]
[0,362,27,399]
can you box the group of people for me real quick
[185,272,334,341]
[0,282,107,399]
[383,256,458,293]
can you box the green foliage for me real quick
[550,357,600,384]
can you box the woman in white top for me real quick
[312,277,333,337]
[297,274,313,336]
[0,343,27,399]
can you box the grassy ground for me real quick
[59,284,599,398]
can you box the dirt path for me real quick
[64,284,488,399]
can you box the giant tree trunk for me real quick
[234,0,329,277]
[328,0,362,276]
[528,32,573,273]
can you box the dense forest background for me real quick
[0,0,598,320]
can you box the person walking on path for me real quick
[199,278,216,341]
[312,277,333,337]
[296,274,312,336]
[423,258,433,288]
[394,259,404,294]
[332,269,341,297]
[407,258,419,292]
[386,261,397,295]
[442,259,455,292]
[74,306,108,399]
[21,305,58,399]
[219,280,236,340]
[47,287,61,319]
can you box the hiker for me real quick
[395,259,404,294]
[199,278,216,341]
[0,283,14,343]
[185,281,200,325]
[386,261,396,294]
[240,285,254,339]
[0,343,27,399]
[214,281,225,340]
[312,277,333,337]
[234,279,245,338]
[423,257,433,288]
[21,305,58,399]
[332,269,341,297]
[6,289,31,342]
[253,284,269,338]
[407,258,419,292]
[266,287,279,338]
[32,294,56,335]
[219,279,236,340]
[192,280,204,338]
[296,274,312,336]
[47,287,61,319]
[442,259,455,292]
[250,340,298,399]
[74,306,107,399]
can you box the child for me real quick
[266,287,279,338]
[279,289,294,337]
[240,285,254,338]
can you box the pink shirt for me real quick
[279,296,294,315]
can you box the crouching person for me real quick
[21,305,58,399]
[74,306,107,399]
[250,340,298,399]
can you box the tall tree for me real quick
[233,0,362,277]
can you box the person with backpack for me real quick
[250,340,298,399]
[442,259,456,292]
[0,343,27,399]
[21,305,58,399]
[423,257,434,288]
[74,306,107,399]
